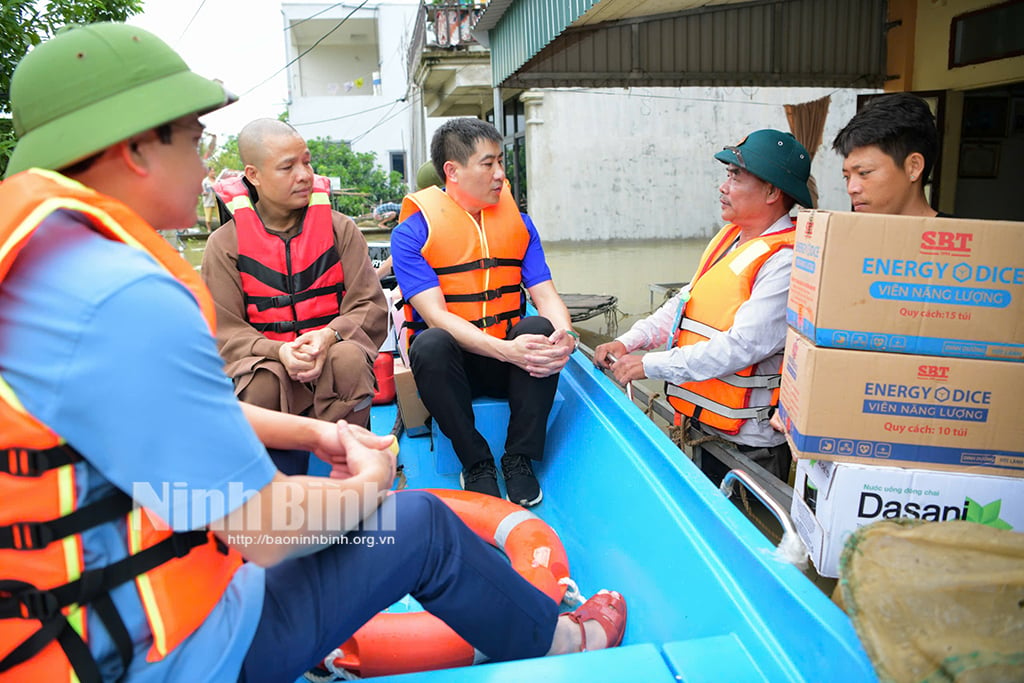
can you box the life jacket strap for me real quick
[665,383,774,422]
[1,444,80,477]
[432,256,522,276]
[444,283,522,303]
[252,313,336,335]
[0,591,104,683]
[245,283,344,312]
[403,307,521,334]
[0,494,133,551]
[0,529,211,622]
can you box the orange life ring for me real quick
[329,488,570,678]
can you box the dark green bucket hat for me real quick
[415,160,442,190]
[714,129,814,208]
[6,22,236,178]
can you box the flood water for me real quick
[542,238,707,346]
[172,232,709,347]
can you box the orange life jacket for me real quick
[665,221,795,434]
[216,175,344,342]
[398,184,527,340]
[0,169,243,683]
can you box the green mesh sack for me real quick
[838,519,1024,683]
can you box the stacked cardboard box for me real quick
[780,210,1024,577]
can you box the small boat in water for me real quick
[306,341,878,682]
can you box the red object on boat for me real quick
[372,352,395,405]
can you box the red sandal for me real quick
[565,590,627,652]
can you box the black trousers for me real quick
[409,317,560,469]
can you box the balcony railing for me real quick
[408,1,489,77]
[430,2,488,48]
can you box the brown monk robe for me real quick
[202,211,386,428]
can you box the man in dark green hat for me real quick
[595,129,813,485]
[0,22,626,683]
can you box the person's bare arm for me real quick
[213,418,396,567]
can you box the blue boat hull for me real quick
[309,348,877,682]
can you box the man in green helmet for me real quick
[0,22,626,683]
[595,129,814,486]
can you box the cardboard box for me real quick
[393,362,430,437]
[790,458,1024,577]
[787,210,1024,362]
[780,328,1024,477]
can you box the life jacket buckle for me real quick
[0,521,51,550]
[16,588,60,621]
[269,294,294,308]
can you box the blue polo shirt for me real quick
[0,211,276,681]
[390,207,553,304]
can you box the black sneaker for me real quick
[459,459,501,498]
[501,454,542,507]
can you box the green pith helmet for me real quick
[415,160,442,190]
[714,129,814,208]
[5,22,236,178]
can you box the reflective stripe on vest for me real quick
[0,169,241,682]
[399,183,528,339]
[218,175,345,341]
[665,221,795,434]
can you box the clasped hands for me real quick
[506,329,575,378]
[279,327,335,383]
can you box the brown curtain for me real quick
[784,95,831,208]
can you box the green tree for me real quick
[207,136,242,174]
[306,138,407,217]
[206,135,407,219]
[1,0,143,175]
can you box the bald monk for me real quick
[202,119,387,472]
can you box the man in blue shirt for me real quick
[0,23,624,682]
[391,119,577,507]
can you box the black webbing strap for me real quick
[0,529,212,679]
[91,592,133,673]
[252,313,336,335]
[244,283,344,312]
[0,494,134,551]
[443,284,522,303]
[0,529,210,623]
[466,309,520,330]
[0,585,104,683]
[403,308,521,333]
[1,445,80,477]
[432,257,522,276]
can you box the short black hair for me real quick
[832,93,939,182]
[430,118,502,181]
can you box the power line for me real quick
[290,99,405,127]
[242,0,371,97]
[350,100,412,145]
[176,0,209,45]
[286,2,352,32]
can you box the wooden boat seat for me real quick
[431,391,565,475]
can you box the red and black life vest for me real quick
[216,175,344,341]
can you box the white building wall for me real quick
[522,87,880,242]
[283,2,421,185]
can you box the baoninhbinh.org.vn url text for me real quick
[225,533,395,548]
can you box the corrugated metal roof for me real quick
[483,0,887,89]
